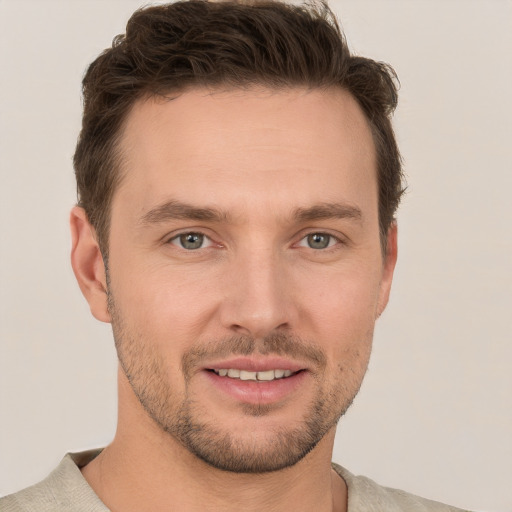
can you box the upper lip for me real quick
[203,356,306,373]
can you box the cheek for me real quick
[297,265,380,384]
[111,260,221,346]
[301,266,382,339]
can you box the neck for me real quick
[81,369,347,512]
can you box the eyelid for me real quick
[163,228,347,250]
[166,230,215,249]
[295,231,346,250]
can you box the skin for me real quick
[70,86,397,512]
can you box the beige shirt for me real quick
[1,450,471,511]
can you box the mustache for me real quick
[182,332,326,377]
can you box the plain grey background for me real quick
[1,1,511,510]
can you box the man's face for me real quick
[103,87,395,473]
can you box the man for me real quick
[1,1,471,511]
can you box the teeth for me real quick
[256,370,275,381]
[240,370,257,381]
[213,369,296,381]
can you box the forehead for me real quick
[115,86,377,220]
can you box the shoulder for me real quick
[332,463,472,512]
[0,451,108,512]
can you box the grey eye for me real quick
[306,233,332,249]
[178,233,205,250]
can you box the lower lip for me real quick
[202,370,308,405]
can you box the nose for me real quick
[219,248,297,339]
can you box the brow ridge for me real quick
[139,199,362,226]
[292,202,363,223]
[140,200,230,225]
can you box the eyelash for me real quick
[297,232,341,251]
[166,231,344,252]
[167,232,215,250]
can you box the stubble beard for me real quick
[108,292,371,474]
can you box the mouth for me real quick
[209,368,299,381]
[200,358,308,405]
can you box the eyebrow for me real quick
[292,202,363,223]
[139,200,230,225]
[139,200,362,226]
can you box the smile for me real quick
[212,369,297,381]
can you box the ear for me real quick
[376,221,398,317]
[70,206,111,323]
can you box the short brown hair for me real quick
[74,0,404,257]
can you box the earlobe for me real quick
[70,206,111,323]
[376,222,398,317]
